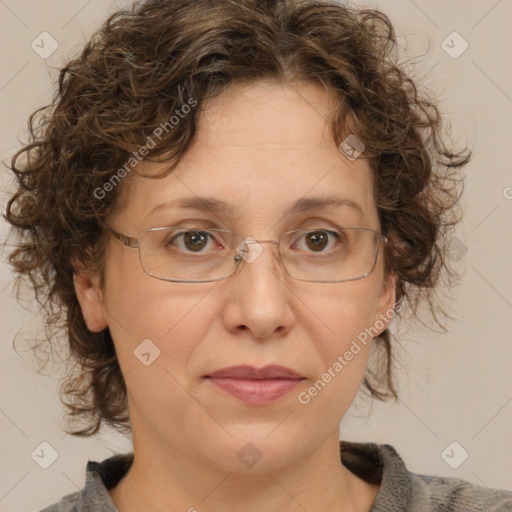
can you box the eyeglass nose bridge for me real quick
[234,237,281,266]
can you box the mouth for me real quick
[205,365,305,406]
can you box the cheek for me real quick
[102,279,220,430]
[309,279,380,350]
[297,282,380,409]
[102,248,217,374]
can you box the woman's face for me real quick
[76,80,395,472]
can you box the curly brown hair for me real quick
[4,0,470,436]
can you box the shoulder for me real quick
[38,491,82,512]
[340,441,512,512]
[37,453,133,512]
[377,443,512,512]
[407,471,512,512]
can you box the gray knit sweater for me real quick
[39,441,512,511]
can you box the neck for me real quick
[109,429,378,512]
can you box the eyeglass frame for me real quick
[106,224,388,283]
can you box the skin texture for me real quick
[74,80,396,512]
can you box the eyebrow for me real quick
[146,195,364,219]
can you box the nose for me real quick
[222,239,295,339]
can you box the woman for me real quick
[5,0,511,511]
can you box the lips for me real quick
[207,365,303,380]
[206,365,305,405]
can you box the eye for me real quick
[292,230,342,253]
[169,230,219,253]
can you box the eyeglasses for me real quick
[107,225,387,283]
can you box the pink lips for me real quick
[206,365,304,405]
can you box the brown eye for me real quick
[171,230,212,253]
[294,230,340,253]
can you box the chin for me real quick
[199,426,304,473]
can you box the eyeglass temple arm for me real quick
[107,226,140,248]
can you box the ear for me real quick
[372,272,397,336]
[72,260,108,333]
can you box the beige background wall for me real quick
[1,0,511,510]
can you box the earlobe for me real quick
[73,268,108,333]
[373,273,397,336]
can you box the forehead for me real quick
[114,80,377,229]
